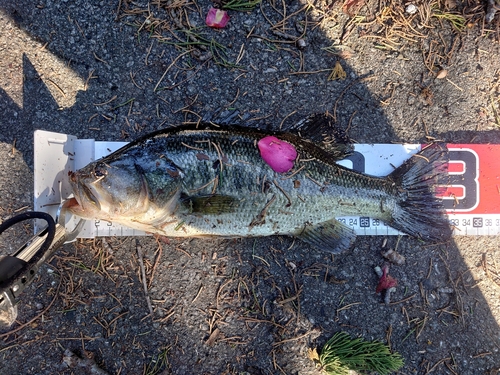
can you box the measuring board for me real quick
[33,130,500,238]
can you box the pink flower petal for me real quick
[206,8,230,28]
[258,136,297,173]
[376,265,398,293]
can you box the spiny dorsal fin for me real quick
[214,110,355,161]
[202,109,262,128]
[280,113,353,161]
[198,110,354,162]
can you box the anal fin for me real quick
[295,219,356,253]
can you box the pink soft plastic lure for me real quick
[257,136,298,173]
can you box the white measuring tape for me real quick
[33,130,500,238]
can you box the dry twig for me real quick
[136,240,154,317]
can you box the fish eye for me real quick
[93,165,108,178]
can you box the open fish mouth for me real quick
[69,171,102,213]
[80,184,102,211]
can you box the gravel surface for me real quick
[1,0,500,374]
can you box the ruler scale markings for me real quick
[33,131,500,238]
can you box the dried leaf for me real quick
[342,0,365,17]
[196,152,210,160]
[436,69,448,79]
[307,347,320,362]
[381,248,405,265]
[328,61,347,81]
[206,328,220,346]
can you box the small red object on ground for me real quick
[206,8,230,28]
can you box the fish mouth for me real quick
[80,184,102,211]
[69,171,102,212]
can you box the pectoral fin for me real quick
[295,219,356,253]
[181,194,239,215]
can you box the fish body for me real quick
[68,115,451,252]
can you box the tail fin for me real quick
[389,143,452,242]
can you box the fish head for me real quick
[68,157,181,222]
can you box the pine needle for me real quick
[312,332,404,375]
[221,0,262,12]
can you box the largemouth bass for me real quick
[68,114,451,253]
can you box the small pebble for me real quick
[405,4,417,15]
[437,287,454,294]
[374,265,383,278]
[384,286,397,305]
[296,38,306,50]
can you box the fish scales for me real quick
[68,119,451,253]
[113,129,394,234]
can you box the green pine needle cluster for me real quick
[312,332,404,375]
[221,0,262,12]
[145,346,170,375]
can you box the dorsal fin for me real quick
[203,110,354,161]
[202,108,267,129]
[109,111,353,165]
[285,113,353,159]
[289,113,351,142]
